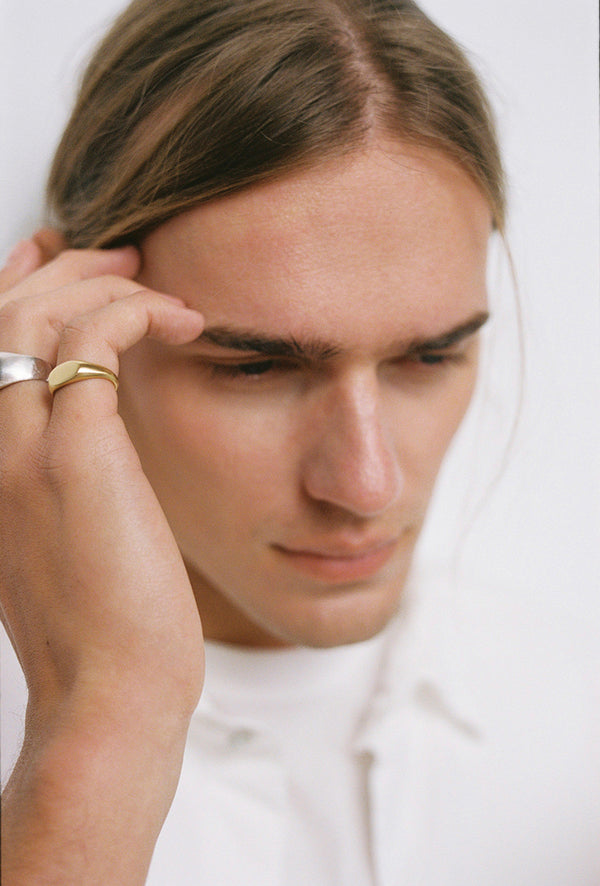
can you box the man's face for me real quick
[118,139,491,647]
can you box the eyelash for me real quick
[208,359,289,380]
[207,352,463,381]
[416,352,464,366]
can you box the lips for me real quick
[272,538,399,584]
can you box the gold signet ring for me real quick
[48,360,119,394]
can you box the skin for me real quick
[0,137,490,883]
[0,238,205,883]
[118,138,492,648]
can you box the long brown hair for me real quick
[47,0,505,247]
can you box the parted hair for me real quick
[47,0,505,247]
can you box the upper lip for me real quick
[273,537,399,559]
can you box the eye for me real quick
[207,358,296,380]
[387,350,468,381]
[220,360,274,377]
[416,352,455,366]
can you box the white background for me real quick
[1,0,599,778]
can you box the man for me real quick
[1,1,598,883]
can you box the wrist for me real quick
[3,685,192,885]
[26,643,203,742]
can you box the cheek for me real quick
[432,370,479,459]
[139,383,297,516]
[392,369,478,484]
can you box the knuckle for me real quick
[47,314,66,338]
[59,318,97,350]
[61,316,86,336]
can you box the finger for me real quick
[0,228,72,295]
[2,289,198,448]
[49,292,203,424]
[0,229,70,295]
[32,228,70,264]
[0,280,182,447]
[0,366,53,450]
[0,276,182,360]
[0,245,141,306]
[0,239,46,293]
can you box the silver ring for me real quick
[0,351,53,390]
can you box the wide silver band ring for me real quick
[0,351,53,390]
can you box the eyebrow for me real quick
[196,311,490,361]
[403,311,490,353]
[197,327,342,361]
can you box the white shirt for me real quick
[147,568,600,885]
[200,627,387,885]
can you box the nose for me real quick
[300,370,403,518]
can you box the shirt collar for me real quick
[191,561,484,749]
[356,561,484,750]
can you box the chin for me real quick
[187,549,413,648]
[264,583,404,648]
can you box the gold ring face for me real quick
[48,361,119,394]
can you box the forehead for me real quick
[140,139,492,344]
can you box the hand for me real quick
[0,232,205,884]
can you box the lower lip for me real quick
[273,541,398,584]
